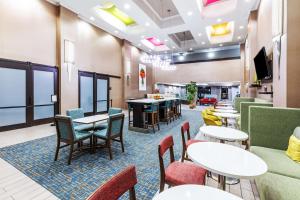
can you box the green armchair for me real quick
[249,106,300,200]
[54,115,93,165]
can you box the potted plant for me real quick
[186,82,197,109]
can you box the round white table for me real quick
[200,126,248,143]
[217,103,233,106]
[214,109,238,114]
[213,112,240,127]
[215,106,234,110]
[152,185,242,200]
[187,142,268,190]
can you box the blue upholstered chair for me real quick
[95,107,123,129]
[144,103,160,133]
[108,107,122,115]
[54,115,93,165]
[66,108,94,131]
[93,113,125,160]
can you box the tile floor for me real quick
[0,108,260,200]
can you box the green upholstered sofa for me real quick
[240,102,273,134]
[234,97,254,113]
[249,106,300,200]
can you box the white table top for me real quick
[187,142,268,179]
[126,98,179,104]
[213,112,240,119]
[217,103,233,106]
[152,185,242,200]
[73,114,109,124]
[215,106,234,110]
[200,126,248,142]
[214,109,238,114]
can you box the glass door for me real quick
[32,64,58,125]
[79,72,94,116]
[79,71,110,115]
[0,59,58,132]
[0,60,28,131]
[96,75,109,114]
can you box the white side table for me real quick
[187,142,268,190]
[152,185,242,200]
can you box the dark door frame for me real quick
[0,58,59,132]
[78,71,110,116]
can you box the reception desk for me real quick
[127,98,181,133]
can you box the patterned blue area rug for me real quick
[0,110,203,200]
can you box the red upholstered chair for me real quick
[181,122,205,162]
[158,135,207,193]
[87,165,137,200]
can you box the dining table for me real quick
[152,185,242,200]
[73,114,109,129]
[213,112,240,127]
[187,142,268,191]
[213,109,238,114]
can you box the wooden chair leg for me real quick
[120,137,125,152]
[89,137,93,154]
[54,139,60,161]
[181,149,186,162]
[68,143,74,165]
[159,181,165,193]
[152,113,155,133]
[129,187,136,200]
[107,140,113,160]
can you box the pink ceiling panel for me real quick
[203,0,221,6]
[146,37,164,46]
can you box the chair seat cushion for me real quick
[74,124,94,131]
[93,129,108,138]
[95,122,108,130]
[250,146,300,179]
[165,161,206,186]
[186,139,204,147]
[75,131,92,141]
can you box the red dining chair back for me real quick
[158,135,207,193]
[87,165,137,200]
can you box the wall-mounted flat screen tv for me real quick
[254,47,272,80]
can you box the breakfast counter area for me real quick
[127,97,181,133]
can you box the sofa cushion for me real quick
[250,146,300,179]
[255,172,300,200]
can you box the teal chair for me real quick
[66,108,94,131]
[108,107,122,115]
[96,107,123,129]
[54,115,93,165]
[93,113,125,160]
[144,103,160,133]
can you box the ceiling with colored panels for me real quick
[47,0,259,54]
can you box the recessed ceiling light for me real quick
[239,25,244,29]
[237,36,242,39]
[187,11,193,16]
[145,22,150,26]
[164,39,169,42]
[189,48,193,51]
[207,52,215,58]
[149,49,152,52]
[141,35,145,39]
[217,18,222,23]
[219,44,223,47]
[172,46,176,49]
[201,41,206,45]
[114,30,119,34]
[138,43,141,46]
[124,3,130,10]
[198,33,202,37]
[90,16,95,21]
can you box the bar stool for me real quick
[144,103,160,133]
[128,104,133,127]
[170,100,176,120]
[160,101,172,125]
[175,99,181,119]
